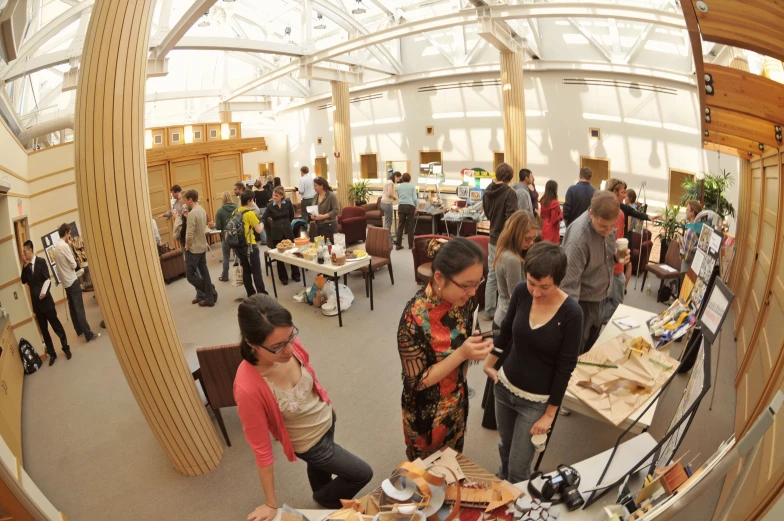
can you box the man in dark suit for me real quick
[20,240,71,366]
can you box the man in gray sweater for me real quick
[560,191,627,353]
[512,168,533,215]
[183,189,217,307]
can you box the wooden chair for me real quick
[358,226,394,297]
[193,343,244,447]
[640,240,682,293]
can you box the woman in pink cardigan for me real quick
[234,295,373,521]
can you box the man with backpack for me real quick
[21,240,71,365]
[228,190,267,299]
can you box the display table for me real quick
[267,249,373,327]
[562,304,661,434]
[273,433,657,521]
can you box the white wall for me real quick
[241,132,291,185]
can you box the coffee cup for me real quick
[616,238,629,257]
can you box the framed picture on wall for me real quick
[456,185,470,199]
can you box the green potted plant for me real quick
[680,169,736,220]
[348,179,372,206]
[653,204,685,264]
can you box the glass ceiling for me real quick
[0,0,758,141]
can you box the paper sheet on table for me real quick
[613,317,640,330]
[306,205,319,216]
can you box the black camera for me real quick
[527,464,585,511]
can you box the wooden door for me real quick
[315,157,328,178]
[581,157,610,190]
[668,169,695,205]
[12,218,27,266]
[493,151,505,173]
[734,159,766,358]
[170,156,208,209]
[208,153,242,218]
[147,162,172,247]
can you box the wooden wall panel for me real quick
[74,0,222,476]
[734,163,763,350]
[500,50,526,173]
[208,153,242,218]
[730,159,753,291]
[171,157,208,208]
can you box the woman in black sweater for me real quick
[484,242,583,482]
[262,187,300,285]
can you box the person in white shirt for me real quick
[297,166,316,222]
[53,223,102,343]
[21,240,71,365]
[381,171,402,241]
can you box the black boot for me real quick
[63,347,73,360]
[49,354,57,366]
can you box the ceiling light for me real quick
[315,14,326,30]
[284,26,291,36]
[352,0,366,15]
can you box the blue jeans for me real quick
[295,421,373,509]
[484,243,498,317]
[494,382,549,482]
[65,281,96,340]
[185,251,214,304]
[220,241,237,280]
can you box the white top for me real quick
[53,238,78,289]
[381,179,396,204]
[152,219,161,246]
[298,174,316,199]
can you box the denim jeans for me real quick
[380,202,394,239]
[494,382,548,483]
[221,241,232,280]
[295,422,373,509]
[602,272,626,324]
[185,251,214,304]
[484,243,498,317]
[65,281,96,340]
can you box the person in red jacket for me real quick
[539,180,562,244]
[234,295,372,521]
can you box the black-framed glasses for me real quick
[257,326,299,354]
[447,276,485,292]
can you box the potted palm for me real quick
[680,169,735,220]
[653,204,685,264]
[348,179,372,206]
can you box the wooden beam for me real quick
[704,63,784,125]
[689,0,784,64]
[703,131,763,156]
[702,142,749,159]
[144,137,267,163]
[705,106,783,148]
[681,1,706,138]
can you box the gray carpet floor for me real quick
[20,243,736,521]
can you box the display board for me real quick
[40,221,84,286]
[697,278,734,345]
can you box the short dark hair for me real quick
[495,163,514,183]
[238,295,294,364]
[273,177,282,187]
[240,190,255,206]
[579,167,593,180]
[519,168,532,182]
[234,182,245,191]
[525,241,568,285]
[182,189,199,202]
[23,240,33,252]
[58,223,70,237]
[171,185,182,194]
[390,171,402,180]
[401,173,412,183]
[300,166,309,175]
[432,238,484,279]
[314,177,332,192]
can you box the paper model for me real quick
[568,333,679,425]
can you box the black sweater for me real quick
[562,181,595,226]
[494,283,583,407]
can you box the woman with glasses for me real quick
[234,295,372,521]
[481,211,539,429]
[483,242,582,482]
[398,238,494,460]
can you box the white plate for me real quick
[345,257,367,262]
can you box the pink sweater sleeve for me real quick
[235,385,276,467]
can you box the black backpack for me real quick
[224,209,252,250]
[18,338,43,375]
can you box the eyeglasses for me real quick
[257,326,299,354]
[447,276,485,292]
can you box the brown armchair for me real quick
[193,343,244,447]
[412,234,451,284]
[338,206,367,245]
[630,229,654,275]
[361,197,384,227]
[159,246,185,283]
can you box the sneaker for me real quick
[559,407,572,416]
[88,333,102,343]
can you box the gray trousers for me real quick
[602,272,626,324]
[65,282,95,340]
[495,382,549,482]
[579,299,606,354]
[185,251,214,304]
[380,202,394,239]
[484,243,498,318]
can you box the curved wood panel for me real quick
[704,64,784,126]
[500,51,526,172]
[74,0,222,475]
[706,107,783,149]
[332,80,352,209]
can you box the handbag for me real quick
[230,264,244,287]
